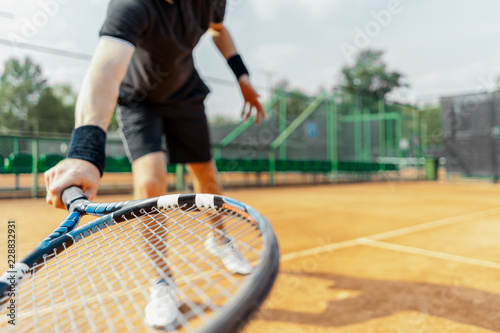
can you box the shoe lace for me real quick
[152,285,176,302]
[226,243,246,261]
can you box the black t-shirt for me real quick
[99,0,226,108]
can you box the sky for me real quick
[0,0,500,119]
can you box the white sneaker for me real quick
[144,281,180,330]
[205,233,253,275]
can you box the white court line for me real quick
[363,240,500,269]
[281,238,365,262]
[281,206,500,267]
[363,206,500,242]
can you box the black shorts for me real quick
[117,104,212,165]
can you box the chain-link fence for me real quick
[0,90,433,196]
[441,91,500,181]
[211,90,428,186]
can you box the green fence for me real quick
[212,89,429,185]
[0,90,433,196]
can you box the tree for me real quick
[0,57,46,132]
[419,104,443,148]
[269,80,311,119]
[29,84,76,134]
[340,49,408,101]
[0,57,82,135]
[209,115,238,126]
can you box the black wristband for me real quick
[227,54,249,80]
[67,125,106,177]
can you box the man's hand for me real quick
[238,74,266,125]
[45,159,101,209]
[209,24,265,124]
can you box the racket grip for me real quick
[62,186,89,210]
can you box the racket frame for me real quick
[0,189,279,332]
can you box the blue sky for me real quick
[1,0,499,118]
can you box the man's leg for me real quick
[133,152,179,329]
[187,160,223,230]
[117,106,178,328]
[132,151,178,325]
[131,151,170,274]
[132,152,167,200]
[188,160,252,275]
[186,160,222,195]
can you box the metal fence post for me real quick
[378,100,386,172]
[32,136,39,197]
[176,164,185,191]
[268,150,276,186]
[490,94,498,183]
[354,93,362,161]
[279,92,287,160]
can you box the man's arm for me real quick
[75,38,133,129]
[210,24,266,124]
[210,23,237,59]
[45,38,134,208]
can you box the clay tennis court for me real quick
[1,180,500,332]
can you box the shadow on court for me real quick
[257,271,500,331]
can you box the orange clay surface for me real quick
[1,181,500,332]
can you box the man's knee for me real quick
[189,161,218,182]
[132,152,167,197]
[188,161,221,194]
[189,160,216,175]
[135,176,166,197]
[198,177,220,194]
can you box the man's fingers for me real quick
[49,178,71,209]
[241,100,251,118]
[239,80,266,124]
[83,186,98,201]
[251,104,262,125]
[44,167,60,205]
[243,101,251,121]
[254,109,260,125]
[251,99,266,125]
[44,171,53,204]
[240,98,266,125]
[256,109,263,125]
[45,164,80,208]
[256,101,266,119]
[43,159,100,209]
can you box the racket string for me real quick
[52,251,78,333]
[0,205,265,332]
[59,242,99,332]
[86,226,144,331]
[133,209,240,325]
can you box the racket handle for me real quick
[62,186,89,210]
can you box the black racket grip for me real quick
[61,186,89,210]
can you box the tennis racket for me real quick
[0,187,279,332]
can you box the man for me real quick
[44,0,265,329]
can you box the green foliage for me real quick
[30,84,76,133]
[0,57,46,132]
[208,115,238,126]
[334,89,382,116]
[269,80,311,119]
[108,111,119,132]
[0,57,78,134]
[419,105,443,147]
[341,49,408,101]
[283,90,310,118]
